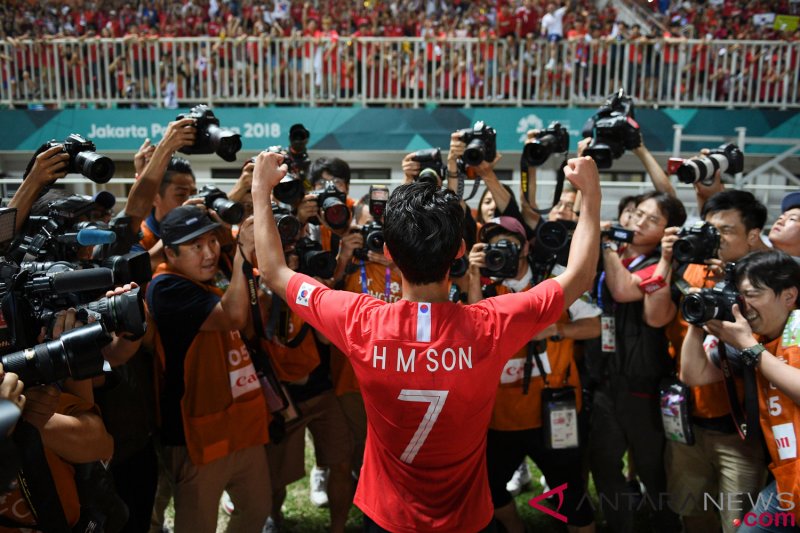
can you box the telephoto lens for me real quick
[0,322,112,387]
[79,287,147,339]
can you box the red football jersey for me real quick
[286,274,564,532]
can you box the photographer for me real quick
[125,118,196,271]
[769,192,800,261]
[680,251,800,532]
[592,191,686,533]
[467,216,599,533]
[642,190,769,532]
[0,309,114,531]
[145,206,269,533]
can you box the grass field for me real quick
[163,432,652,532]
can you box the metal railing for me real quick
[2,37,799,109]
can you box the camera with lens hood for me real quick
[681,265,741,326]
[524,122,569,167]
[480,240,520,279]
[412,148,445,185]
[176,105,242,162]
[310,182,351,230]
[45,134,115,184]
[273,203,301,245]
[457,121,497,167]
[192,185,244,225]
[294,237,336,279]
[674,222,720,264]
[672,143,744,186]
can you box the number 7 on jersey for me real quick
[397,389,449,464]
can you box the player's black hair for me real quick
[384,182,464,285]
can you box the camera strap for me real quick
[523,339,548,394]
[455,161,481,201]
[359,261,391,302]
[718,342,760,441]
[520,155,566,216]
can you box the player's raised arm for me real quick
[253,150,294,301]
[553,156,601,306]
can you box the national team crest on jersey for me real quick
[416,303,431,342]
[296,282,315,307]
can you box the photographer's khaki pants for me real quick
[165,444,271,533]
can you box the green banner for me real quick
[0,107,798,154]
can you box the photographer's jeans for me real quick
[736,481,799,533]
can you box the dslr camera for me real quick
[412,148,445,186]
[294,237,336,279]
[192,185,244,225]
[354,186,388,261]
[176,105,242,162]
[457,121,497,167]
[524,122,569,167]
[311,182,351,230]
[273,203,301,245]
[681,265,741,325]
[671,143,744,186]
[46,134,115,184]
[480,240,520,279]
[673,222,720,264]
[581,89,641,169]
[270,125,312,206]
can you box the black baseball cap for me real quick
[161,205,220,246]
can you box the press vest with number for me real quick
[151,264,269,466]
[488,283,582,431]
[605,254,674,393]
[757,310,800,521]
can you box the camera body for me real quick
[412,148,445,185]
[354,222,385,261]
[582,89,640,170]
[681,267,741,326]
[310,182,350,230]
[294,237,336,279]
[264,146,309,206]
[674,222,720,264]
[603,225,635,244]
[192,185,244,225]
[674,143,744,185]
[524,122,569,167]
[46,134,115,184]
[480,239,520,279]
[457,121,497,166]
[176,105,242,162]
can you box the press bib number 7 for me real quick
[397,389,449,464]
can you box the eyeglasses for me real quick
[632,210,665,227]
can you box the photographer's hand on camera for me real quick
[702,304,756,352]
[296,194,319,225]
[9,144,71,233]
[228,160,254,203]
[133,138,155,176]
[446,132,465,184]
[466,243,487,304]
[0,364,25,416]
[401,152,421,184]
[335,230,364,274]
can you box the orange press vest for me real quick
[489,283,582,431]
[151,263,269,465]
[758,310,800,520]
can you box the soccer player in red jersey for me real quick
[252,151,601,532]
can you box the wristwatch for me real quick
[739,343,766,368]
[602,241,618,253]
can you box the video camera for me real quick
[176,105,242,162]
[602,225,635,244]
[581,89,641,169]
[673,222,720,264]
[45,134,115,184]
[457,121,497,167]
[669,143,744,186]
[412,148,445,186]
[192,185,244,225]
[524,122,569,167]
[681,264,741,326]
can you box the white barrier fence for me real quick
[2,37,799,109]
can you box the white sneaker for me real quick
[309,466,330,508]
[545,58,556,70]
[540,475,551,495]
[506,462,532,496]
[221,490,234,515]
